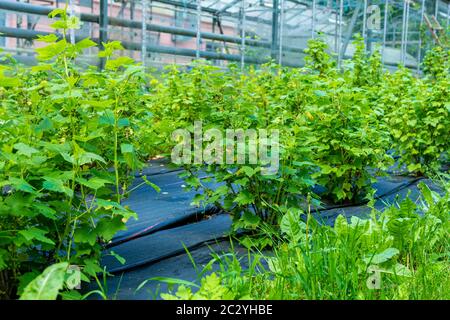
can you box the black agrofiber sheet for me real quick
[97,240,246,300]
[95,160,444,299]
[103,214,232,273]
[111,163,219,246]
[313,177,443,226]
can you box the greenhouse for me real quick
[0,0,449,303]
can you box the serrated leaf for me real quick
[35,40,67,61]
[13,143,39,157]
[74,226,97,246]
[241,211,260,226]
[74,38,96,51]
[239,166,255,177]
[233,190,254,205]
[8,177,36,194]
[76,177,111,190]
[18,227,55,245]
[33,203,57,220]
[95,216,126,241]
[42,177,73,197]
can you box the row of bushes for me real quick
[146,36,449,233]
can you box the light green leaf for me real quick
[20,262,68,300]
[142,176,161,193]
[77,152,106,166]
[13,143,39,157]
[364,248,399,264]
[76,177,111,190]
[120,143,134,154]
[280,208,306,242]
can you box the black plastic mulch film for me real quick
[100,160,443,275]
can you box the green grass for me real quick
[159,182,450,300]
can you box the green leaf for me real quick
[83,259,103,277]
[105,56,134,70]
[0,75,20,87]
[43,177,73,197]
[98,41,124,58]
[98,110,115,126]
[95,216,127,241]
[35,117,53,133]
[233,190,254,205]
[35,40,67,61]
[17,271,41,296]
[0,249,8,270]
[392,263,412,277]
[118,118,130,127]
[108,251,126,265]
[96,198,127,210]
[190,193,205,206]
[241,211,260,227]
[60,152,75,164]
[13,143,39,157]
[76,177,111,190]
[36,34,58,43]
[18,227,55,245]
[77,152,106,166]
[334,215,348,235]
[60,290,83,300]
[74,38,96,51]
[120,143,134,154]
[214,185,229,196]
[407,163,422,172]
[20,262,68,300]
[314,90,327,97]
[48,8,66,18]
[417,182,437,207]
[32,64,52,72]
[8,177,36,194]
[280,208,306,242]
[33,203,57,220]
[66,16,81,29]
[364,248,400,264]
[239,166,255,177]
[142,176,161,193]
[74,226,97,246]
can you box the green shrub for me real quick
[171,64,316,242]
[297,39,393,202]
[384,61,449,175]
[0,10,149,299]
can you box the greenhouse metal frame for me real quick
[0,0,449,69]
